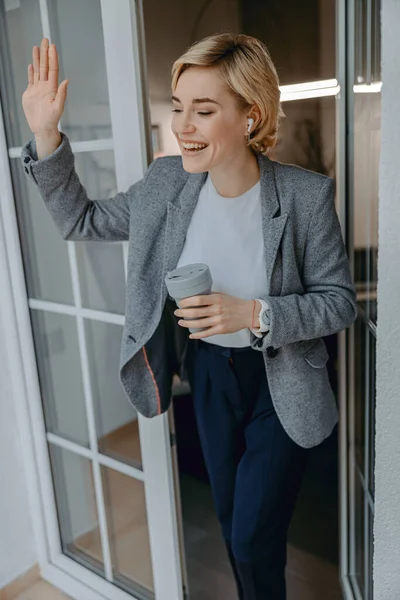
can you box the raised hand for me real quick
[22,37,69,135]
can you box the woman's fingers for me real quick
[32,45,40,84]
[178,316,218,329]
[48,44,59,92]
[30,39,57,89]
[54,79,69,114]
[189,326,219,339]
[39,37,49,82]
[175,306,213,319]
[27,63,33,87]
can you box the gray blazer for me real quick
[21,133,357,448]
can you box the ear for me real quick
[248,105,262,129]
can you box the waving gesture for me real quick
[22,37,69,136]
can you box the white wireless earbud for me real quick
[247,117,254,133]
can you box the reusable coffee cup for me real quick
[165,263,213,333]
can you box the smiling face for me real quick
[171,66,251,173]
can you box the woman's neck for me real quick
[208,150,260,198]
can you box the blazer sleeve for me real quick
[21,132,156,242]
[250,177,358,351]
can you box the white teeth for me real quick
[182,143,207,149]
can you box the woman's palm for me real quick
[22,37,69,135]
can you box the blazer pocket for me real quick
[303,339,329,368]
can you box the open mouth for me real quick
[181,143,208,155]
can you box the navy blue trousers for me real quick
[185,339,310,600]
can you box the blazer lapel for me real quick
[257,153,288,296]
[161,169,207,304]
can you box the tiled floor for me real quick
[14,558,341,600]
[13,579,71,600]
[179,473,342,600]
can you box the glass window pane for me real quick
[354,470,365,595]
[48,0,112,142]
[84,320,142,467]
[354,317,366,473]
[354,0,368,84]
[244,0,336,85]
[0,0,43,148]
[102,467,154,596]
[49,445,104,574]
[369,331,376,499]
[271,96,336,177]
[74,151,126,314]
[371,0,381,82]
[77,242,126,314]
[10,159,75,304]
[31,310,89,447]
[350,6,380,596]
[353,91,381,323]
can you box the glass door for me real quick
[0,0,183,598]
[339,1,381,598]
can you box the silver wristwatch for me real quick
[255,298,270,333]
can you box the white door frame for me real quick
[0,1,183,598]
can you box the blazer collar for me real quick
[256,152,281,219]
[172,151,281,218]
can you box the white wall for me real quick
[374,0,400,597]
[0,234,36,588]
[0,5,37,583]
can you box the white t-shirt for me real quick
[176,173,268,347]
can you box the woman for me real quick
[22,34,357,599]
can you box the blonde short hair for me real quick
[171,33,285,154]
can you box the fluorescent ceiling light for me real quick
[280,86,340,102]
[280,79,338,94]
[279,79,339,102]
[353,82,382,93]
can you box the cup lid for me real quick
[165,263,212,295]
